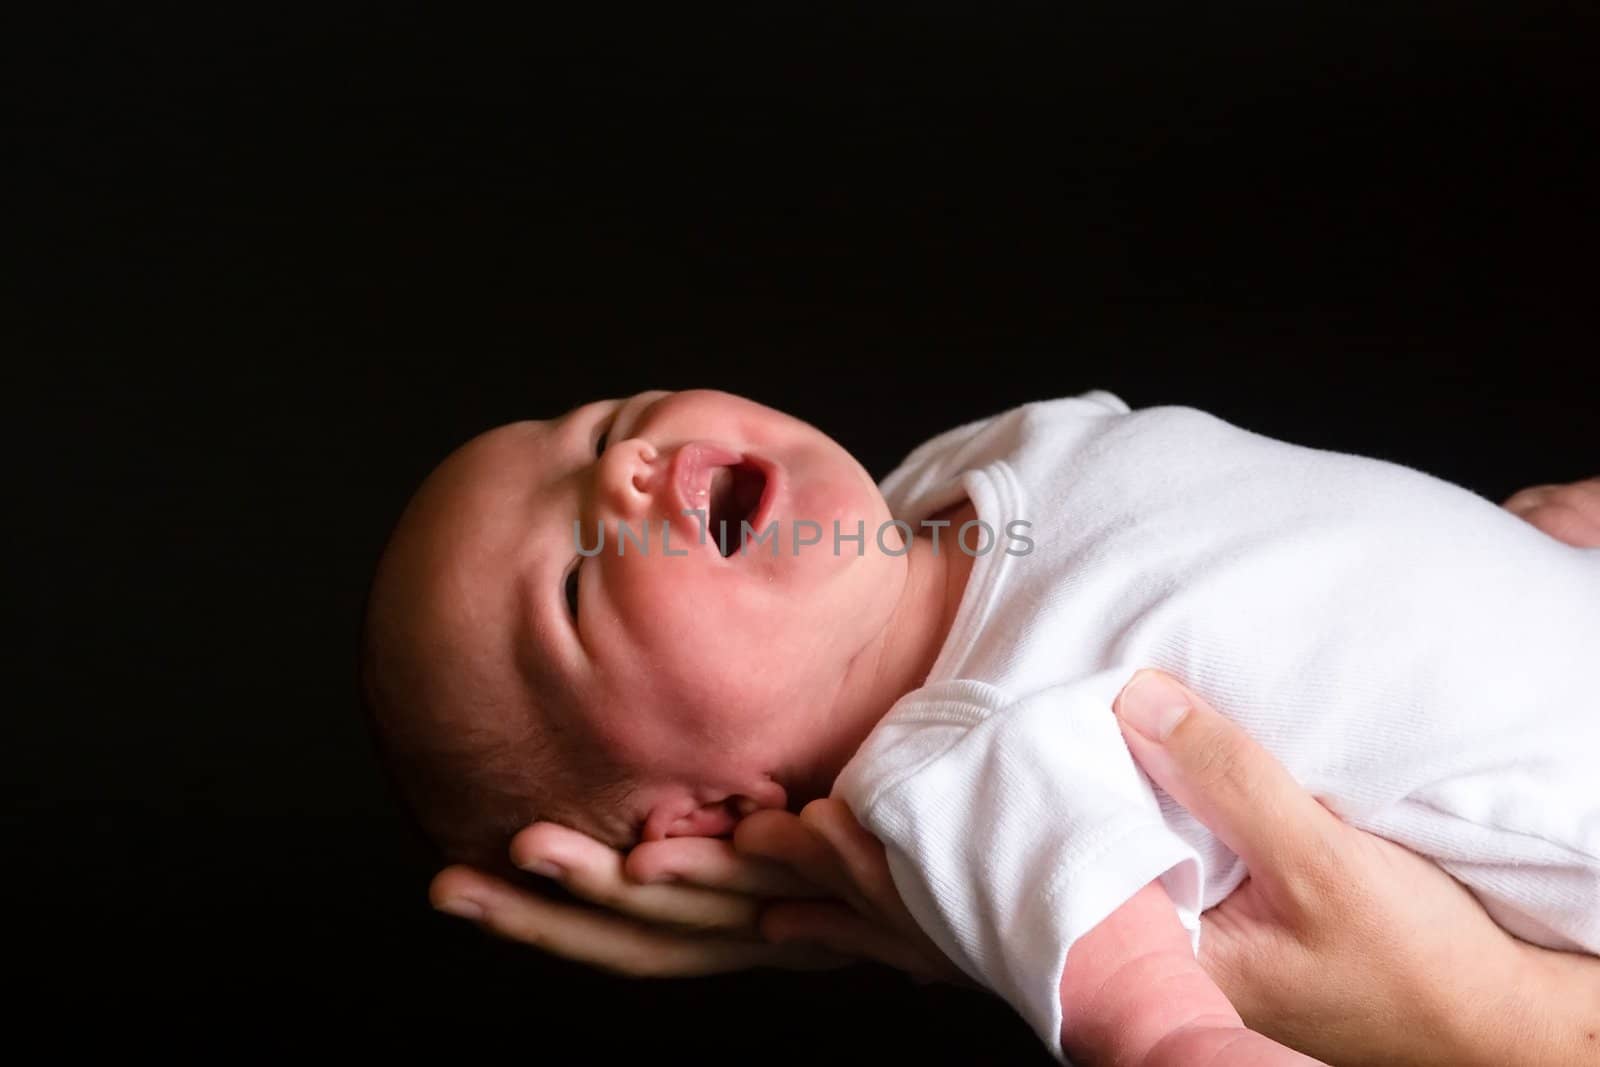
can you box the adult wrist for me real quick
[1448,941,1600,1067]
[1514,941,1600,1067]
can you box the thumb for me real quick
[1114,669,1345,893]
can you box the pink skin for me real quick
[1059,881,1320,1066]
[391,388,976,844]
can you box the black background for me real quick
[12,4,1597,1060]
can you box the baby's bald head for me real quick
[359,419,640,872]
[359,388,916,868]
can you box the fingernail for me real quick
[435,897,485,921]
[1116,671,1191,742]
[522,859,564,880]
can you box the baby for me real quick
[361,388,1600,1064]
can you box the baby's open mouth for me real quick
[706,460,768,556]
[670,442,778,556]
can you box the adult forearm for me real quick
[1450,942,1600,1067]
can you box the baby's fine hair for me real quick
[357,575,640,876]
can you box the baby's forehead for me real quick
[382,421,552,623]
[442,403,613,488]
[441,417,558,484]
[429,415,591,646]
[408,420,572,546]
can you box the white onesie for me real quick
[832,390,1600,1062]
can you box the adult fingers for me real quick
[795,800,973,986]
[734,809,876,918]
[797,800,911,931]
[1503,478,1600,547]
[508,822,763,934]
[429,865,849,978]
[761,898,944,979]
[1502,484,1559,513]
[1517,502,1600,547]
[1503,476,1600,513]
[622,835,829,897]
[1114,670,1348,912]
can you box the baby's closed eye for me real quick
[565,561,583,618]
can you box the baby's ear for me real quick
[661,799,743,839]
[639,795,739,840]
[640,781,788,841]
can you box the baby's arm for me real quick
[1060,880,1322,1066]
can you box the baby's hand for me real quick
[1503,476,1600,547]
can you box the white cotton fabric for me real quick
[832,391,1600,1061]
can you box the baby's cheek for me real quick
[608,539,820,718]
[611,552,700,619]
[611,560,732,673]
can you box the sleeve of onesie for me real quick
[835,668,1203,1063]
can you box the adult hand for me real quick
[1113,668,1600,1067]
[428,821,851,977]
[1502,476,1600,547]
[679,669,1600,1065]
[733,800,970,986]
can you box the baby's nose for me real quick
[595,438,660,517]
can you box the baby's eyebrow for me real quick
[595,393,649,450]
[509,522,581,666]
[508,571,575,691]
[556,401,615,463]
[535,409,589,476]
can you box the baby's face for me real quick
[398,389,907,787]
